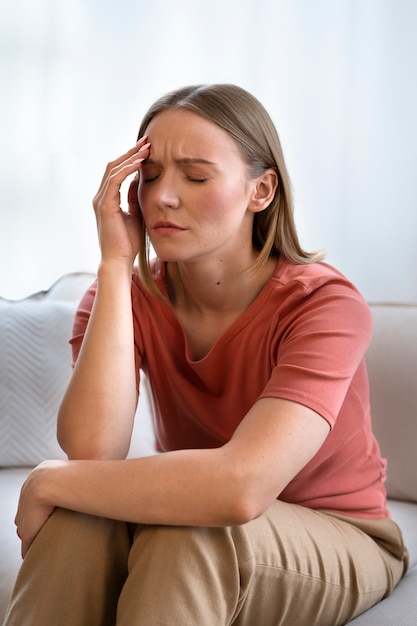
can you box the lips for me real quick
[152,220,186,235]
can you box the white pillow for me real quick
[0,273,95,467]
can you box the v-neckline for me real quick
[156,258,282,364]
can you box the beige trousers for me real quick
[3,501,408,626]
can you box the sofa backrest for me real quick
[1,275,416,505]
[366,304,417,503]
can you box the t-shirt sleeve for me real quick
[69,280,97,367]
[259,280,373,428]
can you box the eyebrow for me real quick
[143,157,217,166]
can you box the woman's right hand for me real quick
[92,136,151,267]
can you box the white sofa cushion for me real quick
[0,273,95,466]
[366,304,417,503]
[0,272,156,467]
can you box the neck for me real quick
[166,253,277,316]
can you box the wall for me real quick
[1,0,416,301]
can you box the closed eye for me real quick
[141,174,159,183]
[187,176,208,183]
[142,174,208,184]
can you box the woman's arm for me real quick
[57,262,138,459]
[17,397,330,556]
[57,139,150,460]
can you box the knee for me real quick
[131,525,236,573]
[31,508,131,566]
[118,526,246,625]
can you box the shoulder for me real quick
[272,258,367,304]
[273,258,357,291]
[268,258,372,335]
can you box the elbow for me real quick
[57,429,129,461]
[60,441,129,461]
[210,449,280,526]
[222,469,275,526]
[57,407,131,460]
[59,444,128,461]
[228,491,272,526]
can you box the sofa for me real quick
[1,273,416,625]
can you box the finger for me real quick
[94,143,150,210]
[97,136,149,188]
[102,137,149,183]
[94,160,143,215]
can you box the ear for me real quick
[248,169,278,213]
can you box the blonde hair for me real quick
[136,84,324,297]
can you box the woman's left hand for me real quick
[15,460,63,558]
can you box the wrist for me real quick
[30,460,67,509]
[97,259,134,282]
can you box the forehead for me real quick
[144,109,242,160]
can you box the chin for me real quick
[150,243,189,264]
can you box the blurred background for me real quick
[1,0,416,301]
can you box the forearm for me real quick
[37,448,250,529]
[57,261,138,460]
[56,397,328,526]
[17,399,329,558]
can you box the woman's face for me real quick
[138,109,260,267]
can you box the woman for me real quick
[5,84,408,626]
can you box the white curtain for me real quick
[1,0,417,301]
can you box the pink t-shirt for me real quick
[71,257,388,519]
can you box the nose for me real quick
[154,172,180,210]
